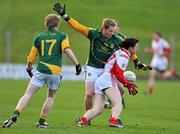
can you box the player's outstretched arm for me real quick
[64,48,82,75]
[53,2,92,37]
[133,58,152,71]
[131,54,152,71]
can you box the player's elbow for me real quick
[63,47,71,53]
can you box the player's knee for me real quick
[48,89,56,98]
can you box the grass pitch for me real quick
[0,79,180,134]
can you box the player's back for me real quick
[34,30,67,74]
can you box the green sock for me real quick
[13,110,20,117]
[39,118,45,124]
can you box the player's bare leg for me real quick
[84,82,94,111]
[84,82,95,125]
[2,83,39,128]
[105,87,122,118]
[16,83,39,111]
[105,87,123,128]
[117,82,126,108]
[36,89,57,128]
[105,81,125,108]
[75,94,105,127]
[161,68,177,79]
[145,70,157,95]
[83,94,105,119]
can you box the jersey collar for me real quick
[48,28,57,32]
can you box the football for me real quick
[123,71,136,82]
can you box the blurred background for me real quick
[0,0,180,78]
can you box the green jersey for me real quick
[28,29,70,74]
[87,29,125,68]
[67,18,125,68]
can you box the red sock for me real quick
[81,117,88,124]
[109,117,118,124]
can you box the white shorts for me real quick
[151,57,168,71]
[94,72,117,94]
[30,70,62,90]
[85,65,104,83]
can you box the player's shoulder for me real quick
[88,28,100,39]
[89,28,99,35]
[33,32,43,41]
[55,31,69,40]
[113,50,121,58]
[119,48,130,58]
[159,38,169,46]
[55,31,66,36]
[114,33,126,41]
[90,28,98,32]
[113,33,125,45]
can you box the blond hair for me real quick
[45,14,61,30]
[102,18,116,29]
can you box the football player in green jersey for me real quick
[2,14,81,128]
[53,2,152,124]
[104,20,126,109]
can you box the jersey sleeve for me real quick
[67,18,93,37]
[61,34,70,52]
[27,37,39,63]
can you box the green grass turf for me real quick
[0,79,180,134]
[0,0,180,75]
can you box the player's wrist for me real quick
[63,14,70,21]
[75,63,81,67]
[134,58,140,65]
[26,67,32,71]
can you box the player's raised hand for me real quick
[127,82,138,96]
[75,64,82,75]
[53,2,66,16]
[26,68,33,78]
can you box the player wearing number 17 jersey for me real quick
[2,14,81,128]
